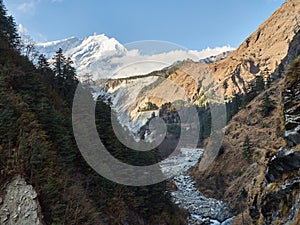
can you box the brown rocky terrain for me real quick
[98,1,300,224]
[191,74,287,224]
[104,0,300,122]
[211,0,300,97]
[245,55,300,225]
[191,15,300,225]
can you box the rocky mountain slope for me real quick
[0,176,43,225]
[36,35,233,81]
[2,0,299,224]
[97,1,300,224]
[211,0,300,97]
[99,0,300,135]
[244,55,300,225]
[190,2,300,223]
[100,61,216,133]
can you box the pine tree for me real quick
[63,57,78,100]
[20,35,38,61]
[277,63,284,78]
[0,1,19,48]
[52,49,78,103]
[260,92,275,117]
[242,135,253,162]
[6,16,19,47]
[266,74,272,88]
[243,85,256,106]
[37,54,50,71]
[52,48,66,91]
[254,75,265,93]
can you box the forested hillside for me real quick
[0,1,186,224]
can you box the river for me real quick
[160,148,234,225]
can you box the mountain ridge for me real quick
[36,34,234,80]
[99,0,300,135]
[211,0,300,97]
[189,1,300,224]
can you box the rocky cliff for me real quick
[284,56,300,146]
[211,0,300,97]
[246,55,300,225]
[0,176,43,225]
[101,0,300,134]
[191,31,300,224]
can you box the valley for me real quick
[1,0,300,224]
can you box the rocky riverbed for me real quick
[160,148,234,225]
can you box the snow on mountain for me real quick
[36,34,127,80]
[102,76,160,134]
[36,36,82,59]
[36,34,234,81]
[37,34,233,134]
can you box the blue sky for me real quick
[4,0,285,50]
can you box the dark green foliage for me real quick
[242,135,253,162]
[197,106,212,142]
[52,48,79,104]
[0,0,19,48]
[37,54,50,72]
[225,67,277,122]
[277,63,285,78]
[167,124,181,138]
[226,92,243,121]
[254,75,265,93]
[260,92,275,117]
[94,98,185,221]
[243,85,257,105]
[95,98,159,166]
[138,101,159,112]
[160,102,181,124]
[53,48,64,78]
[266,74,272,88]
[0,2,188,224]
[0,73,18,144]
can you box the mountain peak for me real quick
[36,34,233,80]
[36,34,127,78]
[36,34,125,56]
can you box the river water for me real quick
[160,148,234,225]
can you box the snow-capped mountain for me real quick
[35,36,82,59]
[36,34,127,80]
[36,34,234,81]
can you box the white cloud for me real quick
[17,24,28,35]
[17,0,38,14]
[190,45,235,59]
[15,0,60,15]
[110,45,234,78]
[17,23,47,43]
[36,35,234,80]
